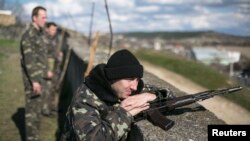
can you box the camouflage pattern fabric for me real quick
[21,70,43,141]
[43,33,58,71]
[61,84,133,141]
[20,24,48,84]
[24,81,43,141]
[41,33,59,115]
[41,80,53,115]
[20,23,48,141]
[61,83,175,141]
[43,32,67,115]
[142,84,176,101]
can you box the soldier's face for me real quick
[47,25,57,37]
[111,78,139,100]
[34,10,47,28]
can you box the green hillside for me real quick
[135,49,250,111]
[123,31,207,39]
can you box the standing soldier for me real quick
[20,6,52,141]
[42,22,60,116]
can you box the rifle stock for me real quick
[134,86,242,131]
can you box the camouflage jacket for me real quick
[62,83,133,141]
[20,23,48,83]
[43,33,58,71]
[43,33,58,58]
[61,64,175,141]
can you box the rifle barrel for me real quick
[149,86,243,113]
[134,86,243,128]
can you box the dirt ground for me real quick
[141,61,250,124]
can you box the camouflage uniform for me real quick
[61,64,175,141]
[20,23,48,141]
[42,33,59,115]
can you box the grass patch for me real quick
[135,49,231,88]
[0,38,19,62]
[0,40,24,141]
[135,49,250,111]
[224,87,250,111]
[0,38,19,47]
[0,38,57,141]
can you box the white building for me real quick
[191,47,240,66]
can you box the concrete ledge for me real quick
[138,72,225,140]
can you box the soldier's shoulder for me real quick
[21,27,36,40]
[75,83,93,96]
[73,83,104,107]
[21,29,29,39]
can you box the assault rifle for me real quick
[134,86,242,131]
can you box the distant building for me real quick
[0,10,16,26]
[191,47,240,66]
[154,38,162,50]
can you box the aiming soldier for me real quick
[61,49,174,141]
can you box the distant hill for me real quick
[121,31,250,39]
[118,31,250,46]
[122,31,208,39]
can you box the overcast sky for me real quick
[4,0,250,36]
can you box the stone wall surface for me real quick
[138,72,225,141]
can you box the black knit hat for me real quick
[104,49,143,80]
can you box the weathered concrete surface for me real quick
[142,61,250,124]
[138,72,225,141]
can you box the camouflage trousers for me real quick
[24,81,44,141]
[25,94,42,141]
[42,80,58,116]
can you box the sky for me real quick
[3,0,250,36]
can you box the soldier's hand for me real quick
[121,93,156,116]
[121,93,156,111]
[57,51,63,62]
[47,71,54,79]
[32,82,41,95]
[124,103,150,116]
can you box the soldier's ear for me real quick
[32,15,37,22]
